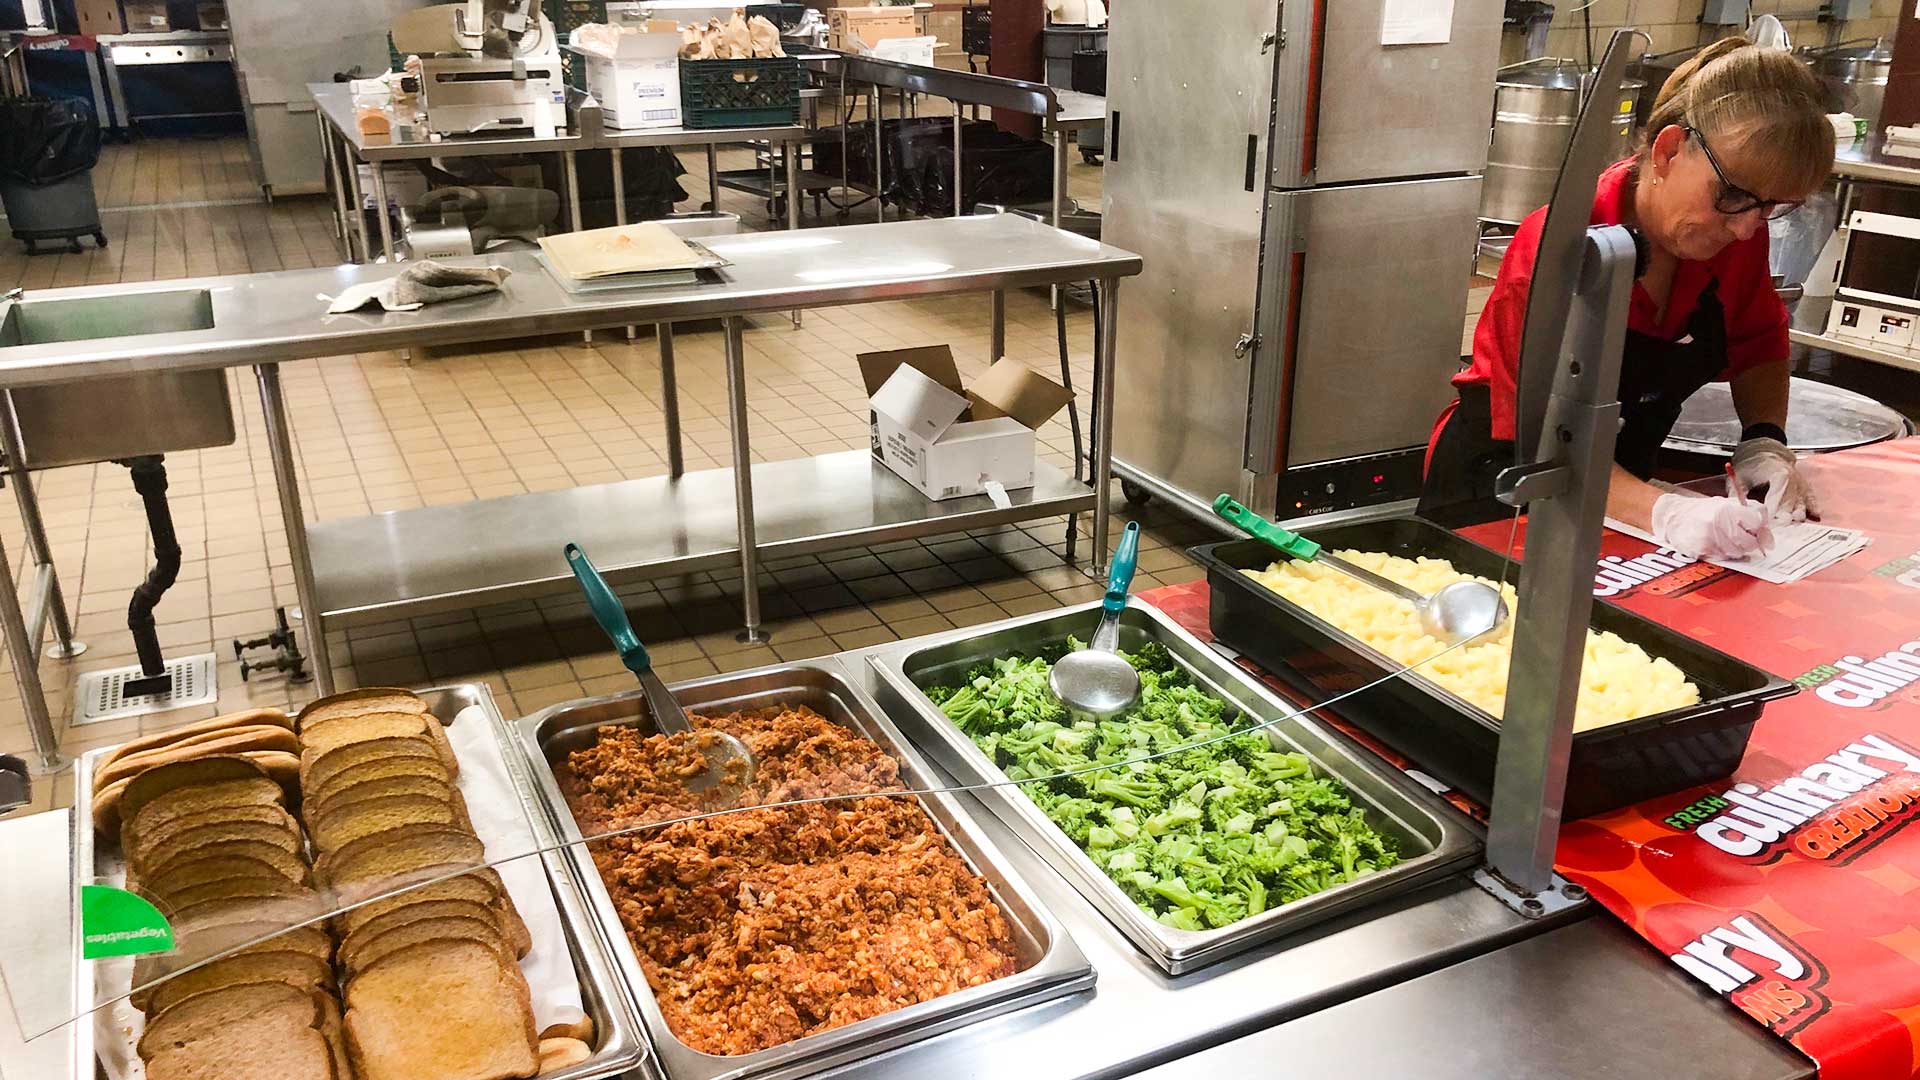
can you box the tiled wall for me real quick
[1508,0,1904,66]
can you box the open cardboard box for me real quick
[577,21,683,129]
[862,345,1072,502]
[829,5,920,52]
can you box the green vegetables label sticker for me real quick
[81,884,173,959]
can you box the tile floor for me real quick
[0,134,1217,819]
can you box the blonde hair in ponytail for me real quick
[1643,36,1834,198]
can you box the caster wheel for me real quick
[1081,151,1102,165]
[1121,479,1153,506]
[93,231,109,248]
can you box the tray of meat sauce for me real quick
[510,661,1093,1080]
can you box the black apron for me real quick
[1418,280,1729,527]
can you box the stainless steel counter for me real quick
[0,214,1140,389]
[1131,917,1815,1080]
[1833,133,1920,187]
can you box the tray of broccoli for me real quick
[865,601,1481,975]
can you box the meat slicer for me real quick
[396,0,568,138]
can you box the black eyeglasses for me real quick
[1685,126,1804,221]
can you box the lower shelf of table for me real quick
[308,449,1095,628]
[1790,327,1920,374]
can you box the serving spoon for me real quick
[1050,521,1143,715]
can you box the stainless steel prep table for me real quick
[0,213,1139,754]
[308,83,807,265]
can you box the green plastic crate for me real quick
[550,0,607,90]
[680,56,802,129]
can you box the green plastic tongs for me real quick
[1211,495,1508,643]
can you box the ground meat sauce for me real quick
[559,705,1020,1056]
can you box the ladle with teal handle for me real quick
[1049,521,1143,715]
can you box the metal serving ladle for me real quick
[565,543,756,799]
[1212,496,1509,644]
[1050,521,1143,715]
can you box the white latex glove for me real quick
[1731,437,1819,523]
[1652,490,1775,560]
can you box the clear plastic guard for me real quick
[7,523,1526,1066]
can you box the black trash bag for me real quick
[0,96,103,187]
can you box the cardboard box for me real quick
[73,0,123,35]
[121,0,170,31]
[581,31,681,130]
[829,6,917,52]
[870,35,935,66]
[862,346,1071,501]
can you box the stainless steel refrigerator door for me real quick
[1272,0,1503,188]
[1250,176,1483,472]
[1105,0,1281,513]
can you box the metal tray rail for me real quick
[864,601,1482,976]
[511,661,1095,1080]
[1191,521,1798,818]
[67,683,648,1080]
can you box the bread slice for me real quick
[131,821,303,879]
[144,1025,334,1080]
[344,940,538,1080]
[539,1037,592,1073]
[156,873,311,911]
[133,924,332,991]
[308,755,452,809]
[334,874,499,935]
[310,794,464,854]
[94,726,301,792]
[490,892,533,960]
[317,990,353,1080]
[138,950,334,1016]
[297,688,427,734]
[127,804,301,862]
[99,708,292,770]
[299,711,434,758]
[338,897,498,952]
[316,823,486,889]
[138,981,315,1059]
[307,772,461,826]
[339,914,515,976]
[166,893,328,938]
[143,856,307,905]
[145,841,309,892]
[240,750,301,792]
[117,757,272,831]
[121,777,286,851]
[301,736,441,793]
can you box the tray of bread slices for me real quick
[73,684,648,1080]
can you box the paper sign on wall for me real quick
[1382,0,1454,45]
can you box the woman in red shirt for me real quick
[1420,38,1834,558]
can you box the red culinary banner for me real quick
[1139,437,1920,1080]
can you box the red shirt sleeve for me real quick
[1456,212,1544,443]
[1716,231,1789,380]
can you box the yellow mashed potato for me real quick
[1245,550,1699,732]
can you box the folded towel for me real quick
[324,261,511,314]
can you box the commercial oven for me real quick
[1103,0,1501,522]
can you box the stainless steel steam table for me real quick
[0,212,1139,765]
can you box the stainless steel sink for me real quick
[1,289,233,468]
[0,289,215,346]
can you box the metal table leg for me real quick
[320,117,352,261]
[659,322,683,478]
[369,161,396,263]
[723,316,767,644]
[84,49,111,134]
[0,527,61,773]
[103,45,129,134]
[1089,277,1120,577]
[785,138,802,328]
[873,85,885,223]
[254,364,335,695]
[1051,127,1068,308]
[611,147,637,341]
[991,289,1006,361]
[564,150,590,344]
[0,408,80,659]
[706,143,720,212]
[344,146,370,264]
[953,98,964,217]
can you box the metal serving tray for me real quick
[1192,520,1799,819]
[68,683,648,1080]
[511,661,1095,1080]
[865,601,1482,976]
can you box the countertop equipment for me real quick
[1482,58,1644,227]
[401,0,567,139]
[1105,0,1503,524]
[1803,37,1892,130]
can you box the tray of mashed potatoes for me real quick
[1191,518,1795,819]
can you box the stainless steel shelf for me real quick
[308,451,1095,628]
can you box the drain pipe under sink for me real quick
[119,455,180,698]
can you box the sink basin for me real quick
[1,289,232,468]
[0,289,215,346]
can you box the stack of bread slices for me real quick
[95,708,346,1080]
[296,688,541,1080]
